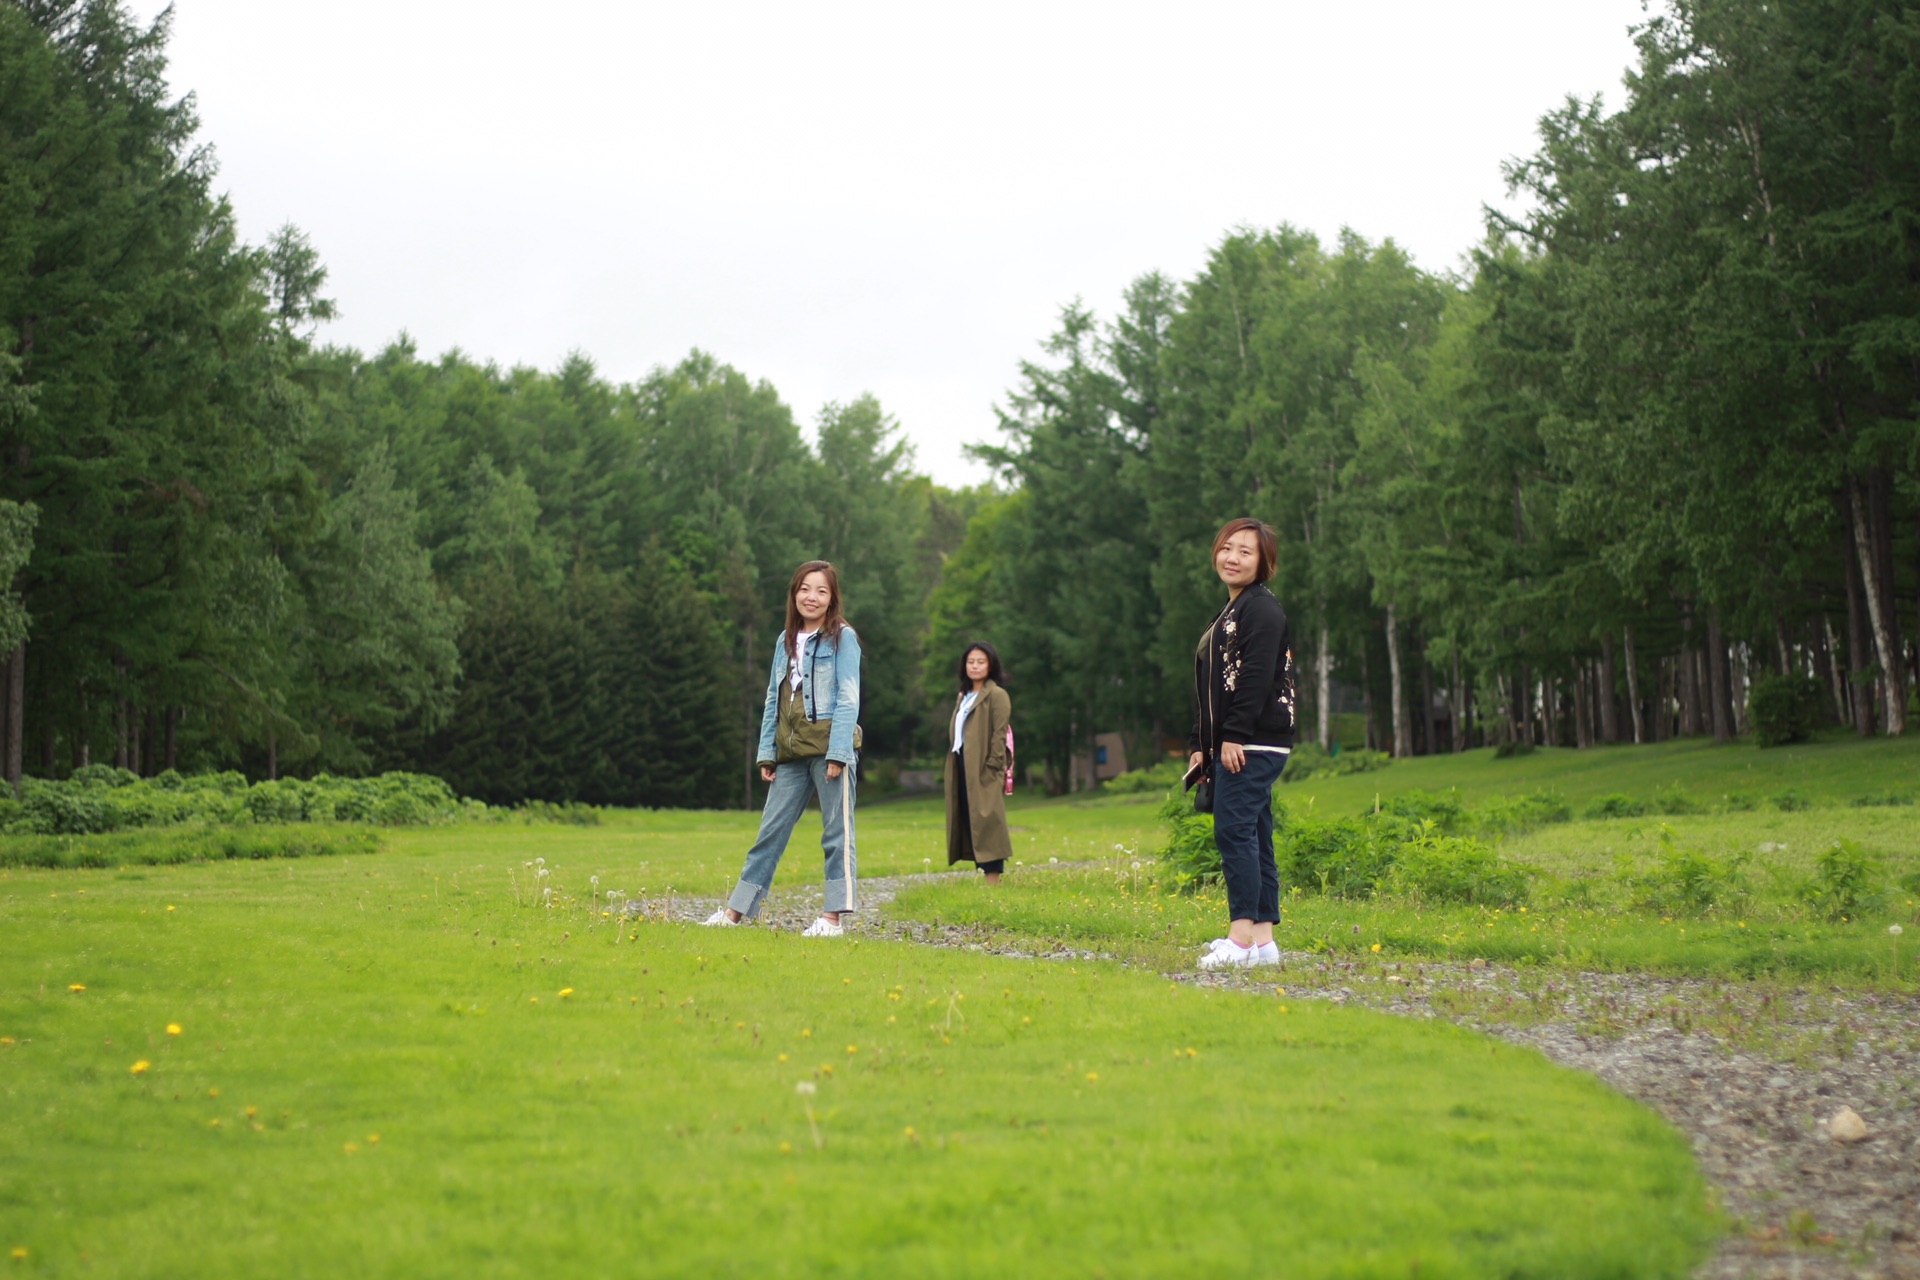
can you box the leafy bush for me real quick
[1103,760,1187,796]
[1492,738,1535,758]
[1388,830,1532,906]
[1771,790,1811,812]
[1848,791,1914,809]
[1652,783,1700,815]
[1799,840,1882,922]
[1632,830,1750,914]
[1280,744,1392,783]
[2,770,472,835]
[1377,789,1467,831]
[1156,794,1527,905]
[0,825,380,869]
[1469,791,1573,837]
[1747,673,1825,747]
[1584,794,1649,820]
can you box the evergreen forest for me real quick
[2,0,1916,806]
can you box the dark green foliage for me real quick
[1281,744,1393,783]
[1631,831,1750,915]
[1747,675,1827,748]
[1799,840,1882,922]
[3,770,460,834]
[0,825,379,869]
[1652,784,1700,816]
[1157,791,1529,905]
[1585,795,1649,820]
[1102,760,1186,796]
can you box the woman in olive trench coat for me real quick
[944,643,1013,883]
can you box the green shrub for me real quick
[1492,738,1535,758]
[1468,791,1573,837]
[1387,830,1532,905]
[1799,840,1882,922]
[1848,791,1914,809]
[1280,743,1392,783]
[1584,794,1648,820]
[1155,791,1220,891]
[1771,790,1812,812]
[0,825,380,869]
[1652,783,1699,815]
[1281,814,1404,899]
[1103,760,1186,796]
[1377,789,1467,832]
[1747,673,1825,747]
[1719,793,1758,812]
[0,769,468,835]
[1632,830,1750,914]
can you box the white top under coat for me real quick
[951,690,980,753]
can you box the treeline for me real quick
[931,0,1918,780]
[0,2,977,805]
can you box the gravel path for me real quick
[634,873,1920,1279]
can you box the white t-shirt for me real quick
[789,630,817,690]
[952,691,980,753]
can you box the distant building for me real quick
[1068,732,1129,791]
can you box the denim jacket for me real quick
[756,626,862,767]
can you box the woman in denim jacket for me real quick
[706,560,862,937]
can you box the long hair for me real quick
[784,560,847,662]
[1210,517,1278,583]
[955,641,1006,693]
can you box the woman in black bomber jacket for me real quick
[1187,517,1297,971]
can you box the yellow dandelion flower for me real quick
[208,1118,221,1128]
[885,1015,896,1025]
[904,1126,918,1139]
[777,1053,788,1063]
[207,1088,219,1098]
[779,1142,793,1154]
[558,988,574,998]
[800,1029,811,1038]
[245,1106,257,1120]
[820,1064,834,1076]
[166,1024,182,1036]
[367,1134,380,1145]
[1085,1073,1099,1083]
[1022,1016,1031,1025]
[0,1037,13,1046]
[11,1248,26,1261]
[529,997,539,1004]
[842,978,851,986]
[845,1045,857,1055]
[166,906,175,912]
[67,984,85,993]
[130,1060,150,1075]
[1370,943,1381,953]
[343,1142,359,1155]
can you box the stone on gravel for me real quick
[1828,1106,1869,1144]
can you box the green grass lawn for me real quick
[0,849,1717,1277]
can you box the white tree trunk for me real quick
[1315,620,1333,750]
[1623,625,1645,744]
[1849,475,1907,735]
[1385,604,1409,758]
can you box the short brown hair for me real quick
[1210,518,1278,582]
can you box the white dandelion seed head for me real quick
[1132,861,1142,870]
[1049,857,1059,864]
[1891,924,1905,937]
[591,875,599,886]
[794,1081,817,1096]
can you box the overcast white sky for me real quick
[129,0,1646,486]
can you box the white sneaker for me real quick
[701,909,739,927]
[1204,937,1235,954]
[1198,940,1257,971]
[801,917,845,938]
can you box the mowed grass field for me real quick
[3,733,1909,1276]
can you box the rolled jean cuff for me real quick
[727,880,770,919]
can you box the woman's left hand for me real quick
[826,762,843,780]
[1219,741,1247,774]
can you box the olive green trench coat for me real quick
[944,681,1013,865]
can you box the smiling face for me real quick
[965,648,991,686]
[1214,529,1262,589]
[793,571,833,625]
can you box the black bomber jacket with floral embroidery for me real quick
[1188,583,1297,759]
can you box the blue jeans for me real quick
[1212,749,1287,924]
[726,756,858,919]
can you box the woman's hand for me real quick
[826,762,843,781]
[1189,751,1205,774]
[760,765,777,783]
[1219,741,1247,774]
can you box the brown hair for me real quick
[784,560,848,661]
[1210,517,1278,583]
